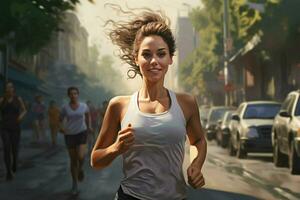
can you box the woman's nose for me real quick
[150,56,158,65]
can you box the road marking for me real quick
[242,171,265,185]
[274,187,299,200]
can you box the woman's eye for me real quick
[157,52,166,57]
[142,52,151,59]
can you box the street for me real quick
[1,131,299,200]
[193,142,300,200]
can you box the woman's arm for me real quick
[91,96,134,170]
[17,97,27,122]
[179,94,207,189]
[85,106,92,132]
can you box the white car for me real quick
[228,101,281,158]
[272,90,300,174]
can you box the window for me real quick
[208,108,229,123]
[281,95,293,111]
[243,104,281,119]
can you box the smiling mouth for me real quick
[148,68,161,72]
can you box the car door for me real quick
[282,95,296,152]
[277,95,294,153]
[231,104,245,149]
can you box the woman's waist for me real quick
[121,174,187,200]
[123,150,185,175]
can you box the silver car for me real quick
[272,90,300,174]
[228,101,281,158]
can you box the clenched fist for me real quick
[113,123,135,154]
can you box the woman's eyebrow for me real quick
[157,48,166,51]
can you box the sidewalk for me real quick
[0,129,63,180]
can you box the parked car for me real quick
[228,101,281,158]
[199,105,210,128]
[272,90,300,174]
[216,110,235,148]
[205,106,235,141]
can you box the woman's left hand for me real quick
[187,165,205,189]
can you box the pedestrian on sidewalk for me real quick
[91,8,207,200]
[0,81,27,181]
[31,94,46,143]
[47,100,60,146]
[59,86,92,195]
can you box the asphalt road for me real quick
[0,131,299,200]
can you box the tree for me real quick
[88,44,128,97]
[179,0,300,102]
[0,0,93,54]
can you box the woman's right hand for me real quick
[113,123,135,154]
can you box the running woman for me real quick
[60,86,92,195]
[91,9,207,200]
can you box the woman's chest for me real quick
[124,114,186,145]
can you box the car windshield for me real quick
[225,112,233,123]
[243,104,281,119]
[199,107,210,120]
[295,98,300,116]
[209,108,228,123]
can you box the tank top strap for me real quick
[168,90,187,125]
[130,91,139,112]
[121,92,139,128]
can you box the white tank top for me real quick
[120,90,187,200]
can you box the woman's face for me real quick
[68,89,79,102]
[135,35,173,83]
[5,82,15,95]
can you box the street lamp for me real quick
[223,0,230,106]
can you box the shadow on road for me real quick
[188,188,261,200]
[246,153,273,163]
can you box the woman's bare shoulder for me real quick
[109,95,131,110]
[175,92,196,105]
[174,92,198,120]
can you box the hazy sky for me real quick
[76,0,202,92]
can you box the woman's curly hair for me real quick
[106,5,176,79]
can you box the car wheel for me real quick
[228,137,236,156]
[221,130,228,148]
[289,140,300,175]
[216,132,220,145]
[273,138,287,167]
[206,132,214,141]
[237,139,247,159]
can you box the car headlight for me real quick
[247,127,259,138]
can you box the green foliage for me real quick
[180,0,300,96]
[88,45,128,96]
[179,0,224,95]
[0,0,93,54]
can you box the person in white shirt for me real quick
[60,86,92,195]
[91,9,207,200]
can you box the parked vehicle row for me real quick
[202,90,300,175]
[205,106,235,141]
[272,90,300,174]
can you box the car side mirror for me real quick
[279,111,290,118]
[232,115,240,121]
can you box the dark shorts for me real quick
[117,187,140,200]
[116,187,186,200]
[64,130,87,148]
